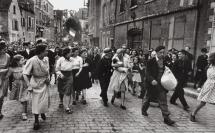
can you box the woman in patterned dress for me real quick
[0,41,10,120]
[190,52,215,122]
[23,44,50,130]
[6,55,30,121]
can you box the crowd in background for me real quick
[0,38,214,130]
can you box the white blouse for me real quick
[55,57,74,72]
[71,56,83,70]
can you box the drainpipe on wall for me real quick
[112,0,118,48]
[193,0,201,66]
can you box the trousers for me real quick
[142,85,170,119]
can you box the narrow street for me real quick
[0,83,215,133]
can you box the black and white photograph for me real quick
[0,0,215,132]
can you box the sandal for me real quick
[65,108,73,114]
[22,113,28,121]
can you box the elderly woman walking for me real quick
[0,41,10,120]
[23,44,50,130]
[190,52,215,122]
[56,48,74,113]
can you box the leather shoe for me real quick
[164,118,175,126]
[120,105,126,110]
[33,122,40,130]
[41,114,46,120]
[184,106,190,111]
[104,102,109,107]
[170,102,178,105]
[190,114,196,122]
[142,111,148,116]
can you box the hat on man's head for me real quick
[23,42,30,46]
[155,46,165,52]
[201,48,208,53]
[116,48,125,54]
[0,41,6,50]
[103,48,112,54]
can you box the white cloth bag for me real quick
[161,66,177,91]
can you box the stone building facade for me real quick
[0,0,23,42]
[88,0,101,47]
[114,0,199,55]
[88,0,215,59]
[18,0,36,42]
[33,0,54,41]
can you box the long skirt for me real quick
[9,80,30,102]
[72,69,82,92]
[32,85,49,114]
[57,71,73,96]
[108,70,128,94]
[0,76,8,99]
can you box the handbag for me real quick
[161,66,178,91]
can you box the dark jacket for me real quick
[97,56,112,81]
[145,58,167,97]
[171,59,189,84]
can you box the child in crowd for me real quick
[131,56,142,96]
[6,55,30,121]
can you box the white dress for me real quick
[23,56,50,114]
[198,66,215,103]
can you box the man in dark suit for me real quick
[170,50,190,111]
[194,48,208,89]
[47,43,57,81]
[141,46,175,126]
[19,42,31,59]
[90,48,101,83]
[97,48,113,107]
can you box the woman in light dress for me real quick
[0,41,10,120]
[6,55,30,121]
[56,48,74,113]
[190,52,215,122]
[23,44,50,130]
[109,48,131,110]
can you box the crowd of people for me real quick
[0,38,215,130]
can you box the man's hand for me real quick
[151,80,158,86]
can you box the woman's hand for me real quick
[27,86,33,93]
[75,72,80,77]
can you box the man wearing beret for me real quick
[97,48,113,107]
[142,45,175,126]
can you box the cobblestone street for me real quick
[0,83,215,133]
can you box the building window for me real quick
[120,0,126,12]
[13,5,16,14]
[21,18,25,27]
[12,20,18,31]
[180,0,184,6]
[130,0,137,7]
[28,17,32,28]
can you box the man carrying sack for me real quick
[141,45,175,126]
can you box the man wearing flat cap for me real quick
[97,48,113,107]
[142,45,175,126]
